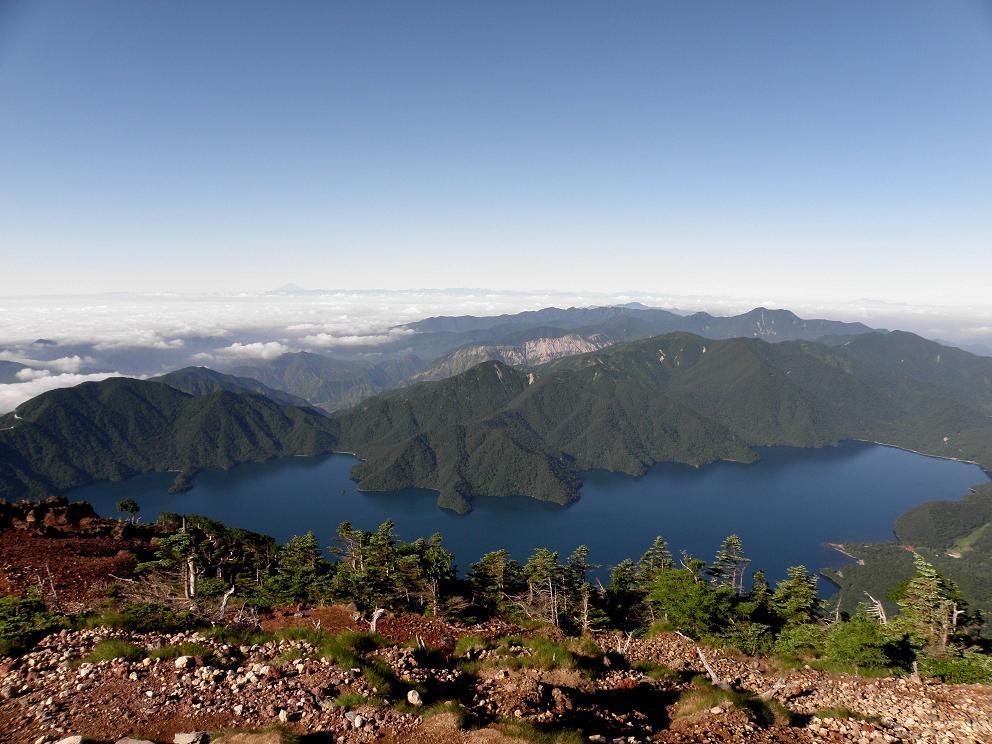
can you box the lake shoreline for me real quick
[69,441,988,590]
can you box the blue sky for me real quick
[1,1,990,304]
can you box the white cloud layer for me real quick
[195,341,291,362]
[0,289,989,375]
[0,372,124,414]
[300,328,414,348]
[0,352,94,373]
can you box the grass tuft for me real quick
[453,634,487,657]
[422,700,467,727]
[333,692,381,710]
[633,659,680,682]
[82,639,145,664]
[202,625,275,646]
[673,676,774,727]
[495,719,584,744]
[815,707,881,723]
[208,725,299,744]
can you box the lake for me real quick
[73,441,989,588]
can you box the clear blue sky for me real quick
[1,1,990,304]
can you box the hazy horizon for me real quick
[2,286,991,413]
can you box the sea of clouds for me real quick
[0,288,990,413]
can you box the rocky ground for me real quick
[1,499,990,743]
[0,620,989,744]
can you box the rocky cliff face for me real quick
[414,334,609,381]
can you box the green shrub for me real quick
[774,623,826,659]
[723,621,773,656]
[319,631,383,668]
[318,631,400,698]
[919,651,992,684]
[824,611,910,673]
[0,591,67,656]
[455,635,604,678]
[644,619,675,639]
[82,602,193,632]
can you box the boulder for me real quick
[174,656,194,670]
[406,689,423,706]
[174,734,208,744]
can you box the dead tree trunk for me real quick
[369,608,386,634]
[218,585,236,621]
[44,564,61,613]
[186,557,197,599]
[697,647,732,691]
[864,591,887,625]
[758,679,786,701]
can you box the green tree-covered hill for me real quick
[0,378,339,499]
[333,332,992,512]
[152,366,314,409]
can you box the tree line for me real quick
[106,506,991,684]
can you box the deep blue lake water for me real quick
[73,441,989,588]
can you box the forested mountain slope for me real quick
[152,366,313,409]
[232,351,425,412]
[0,378,339,499]
[334,332,992,512]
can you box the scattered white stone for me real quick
[406,689,423,706]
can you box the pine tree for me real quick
[604,559,645,630]
[771,565,820,626]
[523,548,562,627]
[564,545,600,633]
[418,533,455,617]
[268,532,331,603]
[897,552,966,652]
[469,550,510,613]
[707,534,751,593]
[637,536,674,586]
[115,497,140,524]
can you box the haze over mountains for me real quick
[2,304,991,514]
[216,305,882,412]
